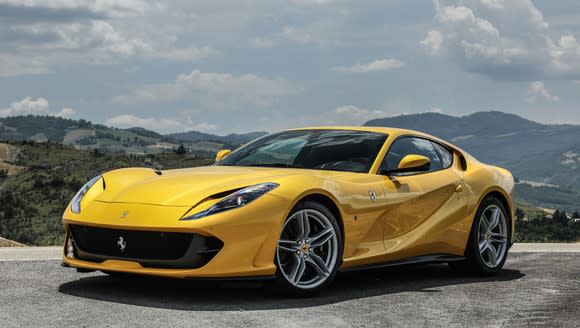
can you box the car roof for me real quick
[285,126,472,157]
[287,126,431,138]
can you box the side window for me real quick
[431,141,453,169]
[383,137,443,173]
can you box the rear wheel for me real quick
[274,201,342,296]
[450,196,509,275]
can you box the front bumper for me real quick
[62,194,289,278]
[68,224,223,269]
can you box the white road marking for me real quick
[0,246,62,261]
[510,243,580,253]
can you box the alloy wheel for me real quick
[276,208,339,290]
[477,204,508,268]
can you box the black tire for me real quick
[274,200,343,297]
[449,196,510,275]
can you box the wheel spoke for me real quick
[490,232,507,244]
[278,239,297,246]
[479,239,489,253]
[297,211,310,239]
[277,244,296,253]
[289,255,306,284]
[480,214,490,231]
[488,207,500,230]
[486,243,498,266]
[307,253,330,278]
[310,227,335,247]
[277,239,297,253]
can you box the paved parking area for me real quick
[0,250,579,327]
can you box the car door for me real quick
[378,136,469,260]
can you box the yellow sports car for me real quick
[62,127,515,294]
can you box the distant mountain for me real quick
[166,131,267,145]
[0,115,265,154]
[2,112,579,206]
[365,111,580,190]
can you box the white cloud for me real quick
[332,58,405,73]
[56,108,77,118]
[105,114,183,133]
[248,37,275,48]
[0,0,162,16]
[114,69,299,110]
[280,26,314,45]
[105,114,218,133]
[423,0,580,80]
[334,105,386,120]
[0,97,76,117]
[192,122,218,133]
[525,81,559,103]
[420,30,444,55]
[0,55,51,77]
[0,0,214,76]
[480,0,504,10]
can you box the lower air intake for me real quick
[68,224,223,269]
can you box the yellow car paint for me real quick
[62,126,515,278]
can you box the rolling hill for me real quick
[1,111,579,214]
[365,111,580,190]
[0,116,265,156]
[0,112,579,245]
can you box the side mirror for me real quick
[215,149,232,162]
[383,154,430,174]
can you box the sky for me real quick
[1,0,580,134]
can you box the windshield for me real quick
[217,129,387,173]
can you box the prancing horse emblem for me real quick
[368,190,377,203]
[117,236,126,252]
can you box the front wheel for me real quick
[450,196,510,275]
[274,201,343,296]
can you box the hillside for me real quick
[1,112,579,245]
[0,141,213,245]
[0,115,264,155]
[365,111,580,191]
[166,131,267,145]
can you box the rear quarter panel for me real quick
[461,158,516,243]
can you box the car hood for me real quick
[96,165,344,207]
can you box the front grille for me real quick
[68,224,223,269]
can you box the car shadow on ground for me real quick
[58,263,525,310]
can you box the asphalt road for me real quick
[0,251,579,327]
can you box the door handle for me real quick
[455,184,463,193]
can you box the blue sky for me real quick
[1,0,579,134]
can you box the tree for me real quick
[175,144,186,155]
[553,209,568,226]
[573,211,580,219]
[0,169,7,178]
[515,207,525,221]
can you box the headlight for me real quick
[180,182,279,220]
[71,175,102,214]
